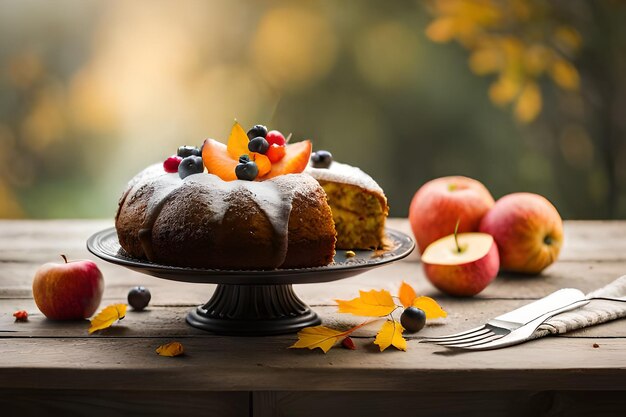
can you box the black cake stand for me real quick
[87,228,414,336]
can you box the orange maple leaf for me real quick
[290,320,377,353]
[336,289,397,317]
[399,281,417,308]
[398,282,447,319]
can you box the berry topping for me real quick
[266,143,286,163]
[177,145,201,158]
[178,155,204,179]
[239,154,250,163]
[247,124,268,140]
[266,130,286,146]
[400,307,426,333]
[311,150,333,169]
[128,286,151,311]
[235,160,259,181]
[164,155,183,173]
[248,137,270,154]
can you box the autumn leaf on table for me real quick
[88,304,126,334]
[399,281,447,319]
[374,320,407,352]
[156,341,184,357]
[290,325,345,353]
[336,289,397,317]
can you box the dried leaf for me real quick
[290,325,344,353]
[374,320,406,352]
[336,289,397,317]
[412,296,448,319]
[398,281,417,308]
[13,310,28,322]
[88,304,126,334]
[156,341,184,357]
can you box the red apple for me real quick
[479,192,563,274]
[32,255,104,320]
[421,232,499,296]
[409,176,495,253]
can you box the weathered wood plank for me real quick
[253,390,626,417]
[0,337,624,391]
[0,389,249,417]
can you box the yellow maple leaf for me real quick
[88,304,126,334]
[374,320,406,352]
[290,325,344,353]
[412,296,448,319]
[156,341,184,357]
[336,289,397,317]
[398,281,417,308]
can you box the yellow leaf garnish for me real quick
[336,289,397,317]
[156,341,184,357]
[374,320,406,352]
[290,325,344,353]
[88,304,126,334]
[398,281,417,308]
[226,121,251,160]
[412,296,448,319]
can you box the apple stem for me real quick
[454,218,462,253]
[60,254,68,263]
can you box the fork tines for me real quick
[420,324,509,349]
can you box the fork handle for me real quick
[495,288,587,325]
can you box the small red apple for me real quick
[32,255,104,320]
[409,176,495,253]
[421,232,499,297]
[479,192,563,274]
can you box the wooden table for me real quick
[1,219,625,417]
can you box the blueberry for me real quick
[235,161,259,181]
[400,307,426,333]
[178,155,204,179]
[311,150,333,168]
[177,145,201,158]
[247,124,268,140]
[248,137,270,154]
[239,154,250,163]
[128,286,151,311]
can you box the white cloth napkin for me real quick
[534,275,626,337]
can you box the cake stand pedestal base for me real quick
[186,284,321,336]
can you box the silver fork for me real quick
[420,288,588,349]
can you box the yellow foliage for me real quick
[398,281,417,308]
[88,304,126,334]
[515,82,542,123]
[425,0,582,123]
[336,289,397,317]
[374,320,406,352]
[156,341,185,357]
[290,325,345,353]
[550,58,580,91]
[412,296,448,319]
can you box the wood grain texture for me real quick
[0,219,625,416]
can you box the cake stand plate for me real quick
[87,228,414,336]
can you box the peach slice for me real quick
[250,152,271,177]
[264,140,312,179]
[202,138,238,181]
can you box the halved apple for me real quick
[421,232,499,297]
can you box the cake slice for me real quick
[306,161,388,250]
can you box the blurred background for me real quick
[1,0,625,219]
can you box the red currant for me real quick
[163,155,183,173]
[266,130,286,146]
[266,144,286,163]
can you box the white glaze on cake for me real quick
[118,164,322,267]
[305,161,385,196]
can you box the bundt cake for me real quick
[306,159,389,250]
[115,164,336,269]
